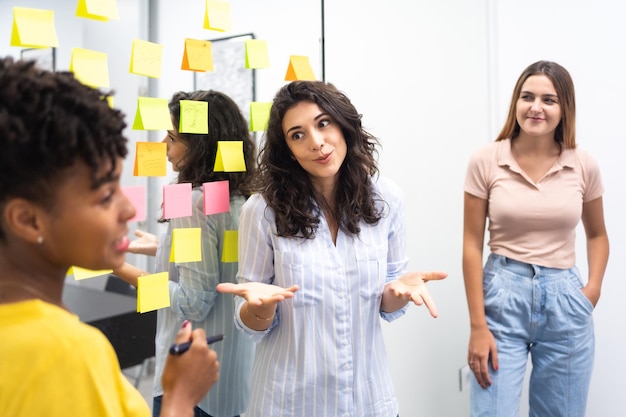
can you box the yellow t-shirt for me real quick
[0,299,150,417]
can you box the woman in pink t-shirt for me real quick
[462,61,609,417]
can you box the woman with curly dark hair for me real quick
[0,57,218,417]
[217,80,447,417]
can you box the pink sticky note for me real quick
[163,183,192,219]
[122,185,146,222]
[203,180,230,215]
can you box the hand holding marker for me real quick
[169,334,224,355]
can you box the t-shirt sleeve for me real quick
[580,150,605,202]
[464,145,491,199]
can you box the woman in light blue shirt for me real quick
[217,81,447,417]
[115,90,256,417]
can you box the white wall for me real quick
[324,1,626,416]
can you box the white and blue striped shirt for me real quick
[235,176,409,417]
[153,188,255,417]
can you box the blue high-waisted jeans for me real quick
[470,254,595,417]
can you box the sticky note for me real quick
[181,39,214,72]
[179,100,209,134]
[169,228,202,263]
[203,0,232,32]
[76,0,120,21]
[11,7,59,48]
[133,142,167,177]
[163,183,193,219]
[285,55,316,81]
[250,102,272,132]
[70,48,110,88]
[130,39,163,78]
[221,230,238,262]
[69,266,113,281]
[203,180,230,215]
[214,141,246,172]
[137,272,170,313]
[245,39,270,69]
[132,97,173,130]
[122,185,146,222]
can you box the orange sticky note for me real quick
[214,141,245,172]
[249,102,272,132]
[137,272,170,313]
[122,185,146,222]
[245,39,270,69]
[76,0,120,21]
[11,7,59,48]
[133,142,167,177]
[285,55,316,81]
[130,39,163,78]
[132,97,173,130]
[163,183,193,219]
[203,0,232,32]
[70,48,110,88]
[181,39,214,72]
[221,230,238,262]
[179,100,209,134]
[69,266,113,281]
[203,180,230,215]
[169,228,202,263]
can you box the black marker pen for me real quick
[169,334,224,355]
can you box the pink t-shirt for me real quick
[464,138,604,269]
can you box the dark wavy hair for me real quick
[0,57,127,241]
[249,81,382,239]
[168,90,256,196]
[496,60,576,148]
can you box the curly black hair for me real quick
[250,80,382,239]
[168,90,257,196]
[0,57,128,240]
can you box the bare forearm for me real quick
[586,234,609,291]
[463,250,488,329]
[240,301,276,331]
[111,262,147,288]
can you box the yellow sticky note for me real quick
[137,272,170,313]
[285,55,316,81]
[130,39,163,78]
[76,0,120,21]
[249,102,272,132]
[221,230,238,262]
[68,266,113,281]
[70,48,110,88]
[179,100,208,134]
[11,7,59,48]
[214,141,245,172]
[133,142,167,177]
[245,39,270,69]
[203,0,232,32]
[132,97,173,131]
[169,228,202,263]
[181,39,214,72]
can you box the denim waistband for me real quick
[486,253,573,279]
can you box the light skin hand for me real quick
[216,282,299,307]
[127,229,159,256]
[159,323,220,417]
[384,271,447,317]
[468,325,498,389]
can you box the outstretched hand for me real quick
[127,229,159,256]
[216,282,299,306]
[387,271,447,318]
